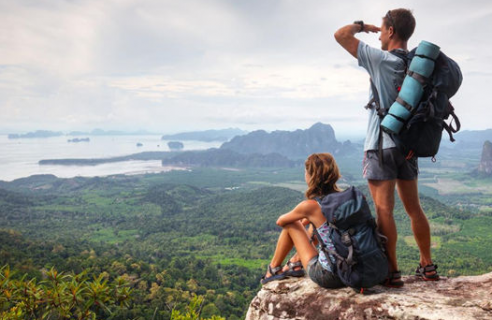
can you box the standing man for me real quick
[334,9,439,287]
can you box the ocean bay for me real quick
[0,135,221,181]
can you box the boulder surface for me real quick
[246,273,492,320]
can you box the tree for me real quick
[0,265,131,320]
[170,295,225,320]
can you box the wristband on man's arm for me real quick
[353,20,364,33]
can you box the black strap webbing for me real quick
[443,110,461,142]
[395,96,413,112]
[414,53,437,62]
[407,70,428,86]
[378,129,384,168]
[367,79,385,118]
[447,102,461,133]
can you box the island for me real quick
[167,141,184,151]
[68,138,90,143]
[8,130,64,139]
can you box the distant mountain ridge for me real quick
[161,128,247,142]
[442,129,492,149]
[220,123,357,159]
[161,148,297,168]
[8,130,63,139]
[7,129,158,138]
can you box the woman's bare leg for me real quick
[266,221,318,276]
[282,222,317,272]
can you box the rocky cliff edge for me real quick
[246,273,492,320]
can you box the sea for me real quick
[0,135,221,182]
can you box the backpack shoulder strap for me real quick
[366,49,408,117]
[389,48,409,64]
[366,79,385,118]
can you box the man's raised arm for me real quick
[334,22,380,58]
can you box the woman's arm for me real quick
[276,200,320,227]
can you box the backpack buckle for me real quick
[341,232,352,246]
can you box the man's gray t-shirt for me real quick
[357,41,407,151]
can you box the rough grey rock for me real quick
[246,273,492,320]
[478,140,492,175]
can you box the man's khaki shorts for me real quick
[363,148,418,180]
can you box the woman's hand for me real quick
[301,218,310,226]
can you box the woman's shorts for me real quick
[306,256,344,289]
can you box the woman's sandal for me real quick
[415,264,440,281]
[283,260,305,278]
[381,270,404,288]
[260,265,286,285]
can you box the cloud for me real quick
[0,0,491,134]
[107,62,368,101]
[0,1,105,77]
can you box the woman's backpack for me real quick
[315,187,388,291]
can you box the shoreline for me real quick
[38,151,179,166]
[0,161,188,182]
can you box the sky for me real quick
[1,0,491,139]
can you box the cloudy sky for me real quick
[1,0,490,138]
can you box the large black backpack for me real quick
[314,187,388,291]
[370,48,462,160]
[391,49,462,159]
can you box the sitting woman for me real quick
[261,153,344,288]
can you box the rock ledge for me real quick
[246,273,492,320]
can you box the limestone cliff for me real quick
[220,123,357,159]
[478,140,492,175]
[246,273,492,320]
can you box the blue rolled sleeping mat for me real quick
[381,41,440,134]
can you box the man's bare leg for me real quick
[368,179,398,272]
[396,179,434,268]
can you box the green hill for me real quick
[1,170,491,319]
